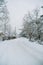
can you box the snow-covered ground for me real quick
[0,37,43,65]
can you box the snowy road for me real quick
[0,38,43,65]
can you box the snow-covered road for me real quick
[0,38,43,65]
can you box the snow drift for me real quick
[0,37,43,65]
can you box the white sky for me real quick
[7,0,43,33]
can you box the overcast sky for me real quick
[7,0,43,33]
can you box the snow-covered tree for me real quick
[20,8,43,41]
[0,0,9,32]
[0,0,9,39]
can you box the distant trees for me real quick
[7,24,12,37]
[20,8,43,41]
[12,27,17,38]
